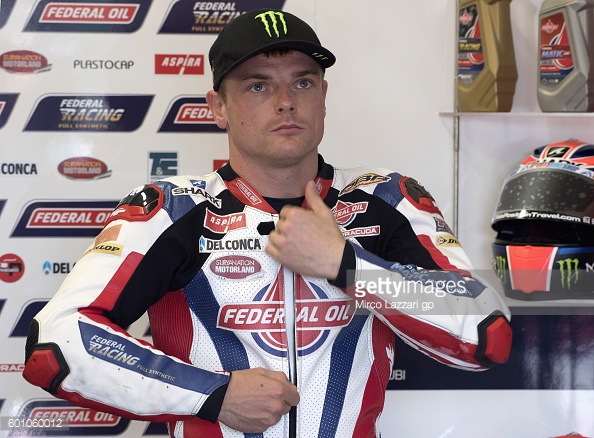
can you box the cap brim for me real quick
[215,40,335,90]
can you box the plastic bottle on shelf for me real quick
[457,0,517,112]
[538,0,594,112]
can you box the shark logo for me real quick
[546,146,570,158]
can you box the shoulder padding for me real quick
[106,185,164,224]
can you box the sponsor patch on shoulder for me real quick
[434,217,454,234]
[85,241,123,256]
[340,173,391,195]
[435,235,461,247]
[108,185,163,223]
[400,177,441,215]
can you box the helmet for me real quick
[491,139,594,300]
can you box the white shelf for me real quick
[439,111,594,117]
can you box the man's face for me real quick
[209,50,328,169]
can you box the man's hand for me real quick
[266,180,346,279]
[218,368,300,433]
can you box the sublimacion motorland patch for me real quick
[0,50,51,73]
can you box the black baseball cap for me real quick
[209,9,336,91]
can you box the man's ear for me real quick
[206,90,228,129]
[322,80,328,117]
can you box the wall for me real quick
[0,0,592,436]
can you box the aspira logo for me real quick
[218,273,354,357]
[155,54,204,75]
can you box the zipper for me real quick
[282,266,297,438]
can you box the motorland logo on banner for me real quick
[12,200,119,237]
[58,157,112,180]
[0,0,16,30]
[13,399,130,436]
[0,93,18,129]
[159,96,224,132]
[0,50,52,74]
[24,0,152,33]
[24,94,153,132]
[159,0,286,34]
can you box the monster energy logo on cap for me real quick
[255,11,287,38]
[557,258,579,289]
[208,8,336,91]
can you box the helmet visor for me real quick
[492,168,594,228]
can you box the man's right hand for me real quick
[217,367,300,433]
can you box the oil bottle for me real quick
[538,0,594,112]
[457,0,517,112]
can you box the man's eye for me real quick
[250,83,265,92]
[297,79,311,89]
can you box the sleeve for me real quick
[331,175,512,371]
[22,184,230,423]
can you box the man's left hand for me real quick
[266,180,345,280]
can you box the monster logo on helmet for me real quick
[491,139,594,300]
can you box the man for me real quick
[23,9,512,437]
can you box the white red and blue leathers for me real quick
[23,155,512,438]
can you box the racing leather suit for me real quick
[23,155,512,437]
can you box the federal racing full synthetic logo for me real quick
[159,0,286,34]
[217,272,354,357]
[24,94,153,132]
